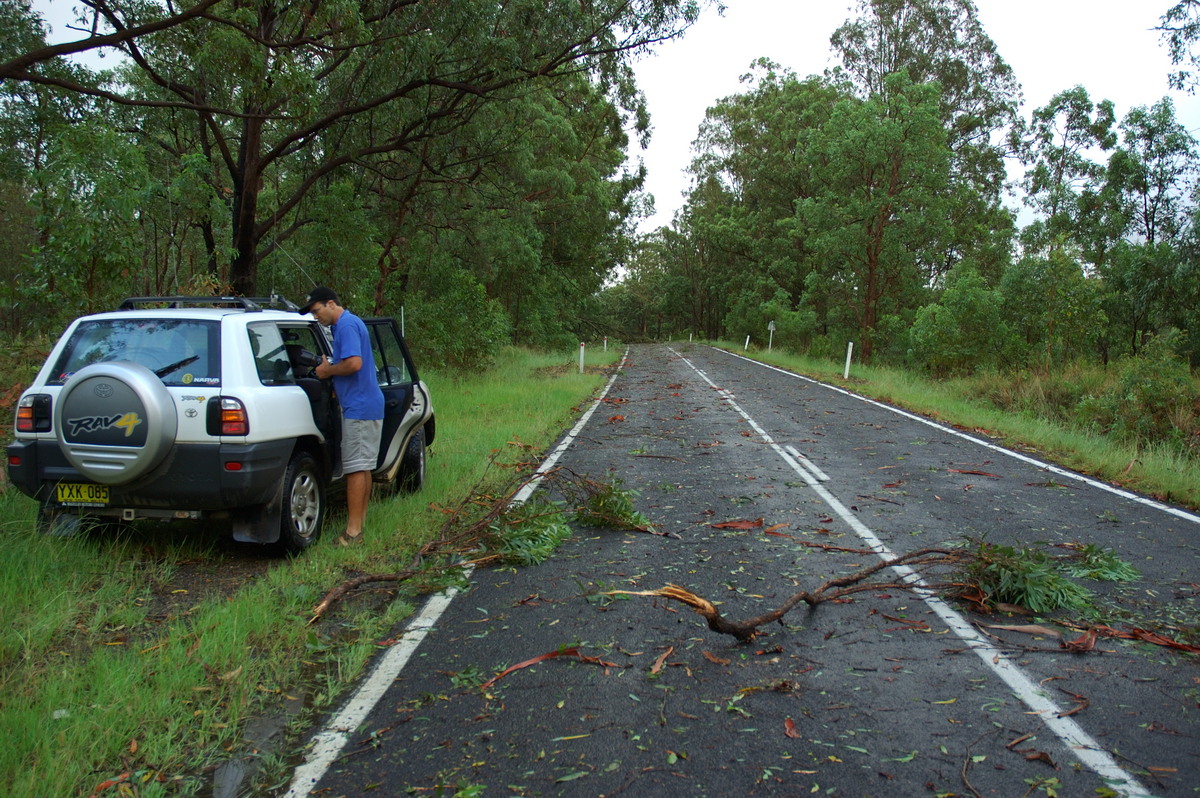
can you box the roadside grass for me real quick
[710,341,1200,511]
[0,344,622,798]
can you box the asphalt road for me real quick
[285,343,1200,797]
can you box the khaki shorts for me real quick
[341,418,383,474]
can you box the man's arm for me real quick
[314,355,362,379]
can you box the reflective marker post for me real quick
[579,342,585,374]
[844,341,854,379]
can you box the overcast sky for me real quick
[630,0,1200,231]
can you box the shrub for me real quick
[1075,331,1198,448]
[909,266,1013,375]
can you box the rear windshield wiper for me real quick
[155,355,199,378]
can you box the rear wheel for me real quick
[397,427,426,493]
[279,452,324,553]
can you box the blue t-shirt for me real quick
[330,310,385,420]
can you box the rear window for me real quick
[50,319,221,387]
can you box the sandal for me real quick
[335,531,363,546]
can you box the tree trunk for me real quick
[229,116,262,296]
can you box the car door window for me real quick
[369,321,412,386]
[249,322,330,384]
[247,324,293,385]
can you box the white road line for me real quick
[283,352,630,798]
[717,347,1200,527]
[784,444,830,482]
[672,347,1154,798]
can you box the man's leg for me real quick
[345,470,371,537]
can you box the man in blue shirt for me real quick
[302,286,385,545]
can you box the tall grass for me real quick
[0,344,621,797]
[719,342,1200,510]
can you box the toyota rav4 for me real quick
[6,295,435,551]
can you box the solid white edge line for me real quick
[283,584,468,798]
[672,347,1153,797]
[716,346,1200,527]
[283,350,631,798]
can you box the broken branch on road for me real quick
[604,547,964,642]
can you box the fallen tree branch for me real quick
[606,547,964,642]
[479,647,618,691]
[309,466,662,622]
[307,554,497,624]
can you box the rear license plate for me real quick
[56,482,109,506]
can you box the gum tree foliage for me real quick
[998,249,1106,371]
[908,264,1010,374]
[683,63,843,342]
[829,0,1018,282]
[1159,0,1200,92]
[2,0,710,314]
[794,73,952,362]
[600,229,695,341]
[1009,86,1117,257]
[360,76,644,364]
[1096,99,1199,356]
[688,63,843,293]
[621,0,1019,356]
[0,1,127,330]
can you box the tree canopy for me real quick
[600,0,1199,374]
[2,0,712,364]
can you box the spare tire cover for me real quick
[54,362,178,485]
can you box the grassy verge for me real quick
[0,344,623,797]
[710,341,1200,511]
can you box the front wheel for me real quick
[279,452,324,553]
[397,427,426,493]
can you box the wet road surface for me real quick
[286,343,1200,797]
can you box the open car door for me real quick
[364,317,432,487]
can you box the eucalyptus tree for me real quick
[688,63,844,301]
[358,74,642,355]
[0,2,151,329]
[830,0,1019,280]
[6,0,710,296]
[1009,86,1116,258]
[998,249,1106,371]
[1097,98,1198,355]
[1109,98,1198,247]
[794,73,952,362]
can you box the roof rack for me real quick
[117,295,300,312]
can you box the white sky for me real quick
[630,0,1200,231]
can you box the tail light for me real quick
[15,395,52,433]
[207,397,249,436]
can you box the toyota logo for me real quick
[94,383,114,398]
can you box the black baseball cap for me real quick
[299,286,338,314]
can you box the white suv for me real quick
[6,296,435,551]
